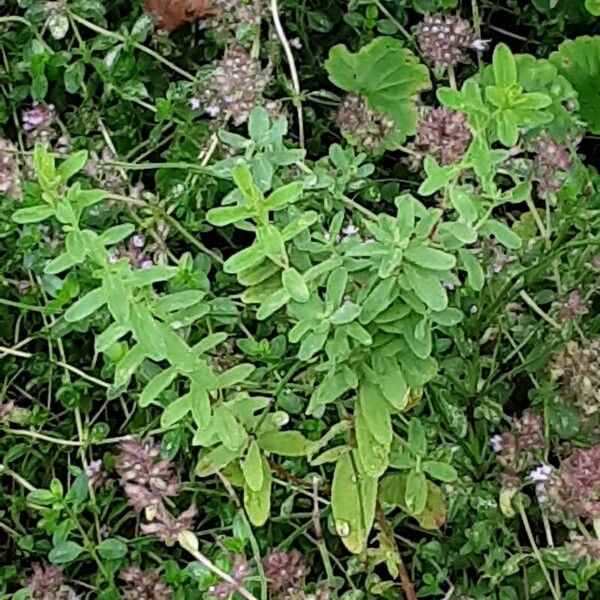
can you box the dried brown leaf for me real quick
[145,0,218,31]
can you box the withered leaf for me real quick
[144,0,218,32]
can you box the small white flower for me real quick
[189,97,201,110]
[470,39,491,51]
[205,105,220,118]
[490,435,503,453]
[529,464,553,483]
[131,234,145,248]
[290,37,302,49]
[141,260,153,270]
[342,223,359,237]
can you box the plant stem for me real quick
[517,499,561,600]
[375,504,417,600]
[519,291,562,331]
[447,65,457,90]
[183,546,259,600]
[372,0,412,41]
[270,0,305,148]
[1,466,37,492]
[0,346,110,388]
[68,12,196,82]
[6,428,83,447]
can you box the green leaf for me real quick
[128,265,178,286]
[423,461,458,482]
[64,287,106,322]
[441,221,478,244]
[248,106,270,140]
[586,0,600,15]
[162,330,199,373]
[224,244,265,274]
[45,252,81,275]
[243,456,271,526]
[358,380,392,445]
[403,264,447,312]
[139,367,177,407]
[407,418,427,456]
[57,151,88,182]
[281,211,319,241]
[193,332,229,355]
[97,538,127,560]
[131,307,166,361]
[458,248,485,291]
[496,110,519,146]
[325,37,431,142]
[550,36,600,133]
[216,364,255,388]
[241,440,264,492]
[98,224,135,246]
[430,307,463,326]
[378,362,409,412]
[418,157,456,196]
[331,452,377,554]
[13,205,55,223]
[330,302,361,325]
[155,291,204,313]
[113,344,145,390]
[64,61,85,93]
[359,277,397,324]
[264,182,304,210]
[232,164,263,206]
[298,328,329,360]
[492,43,517,88]
[281,267,309,303]
[197,444,242,476]
[238,261,279,286]
[404,246,456,270]
[49,541,84,565]
[256,288,290,320]
[405,470,428,516]
[207,205,255,226]
[258,224,287,267]
[27,489,57,505]
[483,220,522,249]
[104,274,130,324]
[326,267,348,308]
[380,474,446,529]
[214,405,247,451]
[355,408,389,478]
[161,395,192,427]
[257,431,313,456]
[64,230,86,262]
[190,375,212,428]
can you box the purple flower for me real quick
[140,504,197,544]
[262,549,310,597]
[25,564,75,600]
[208,555,252,599]
[21,104,56,145]
[132,234,145,248]
[120,565,173,600]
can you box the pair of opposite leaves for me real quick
[145,0,218,31]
